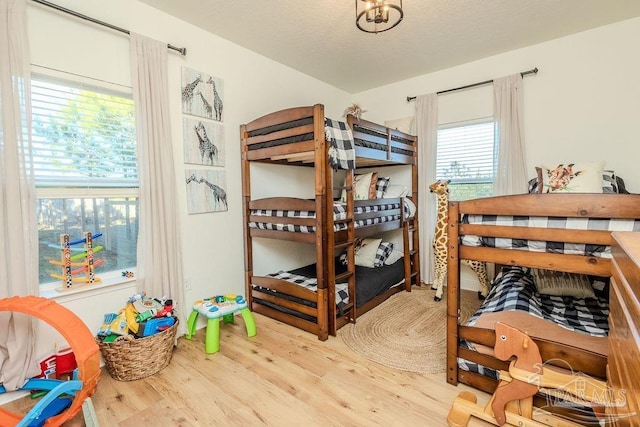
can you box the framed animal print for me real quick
[183,117,225,166]
[185,169,228,214]
[181,67,224,122]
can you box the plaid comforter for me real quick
[324,118,355,170]
[467,266,609,336]
[458,265,609,378]
[249,201,404,234]
[258,270,349,308]
[461,214,640,258]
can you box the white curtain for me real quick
[0,0,41,390]
[415,94,438,285]
[130,33,186,336]
[493,74,527,195]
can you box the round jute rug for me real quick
[339,288,482,374]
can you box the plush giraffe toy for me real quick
[429,180,490,301]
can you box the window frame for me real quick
[436,117,495,201]
[31,70,139,293]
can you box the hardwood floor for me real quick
[1,310,492,426]
[88,312,491,426]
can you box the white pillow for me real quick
[538,161,605,193]
[341,172,374,202]
[383,185,409,198]
[384,249,404,265]
[403,198,416,219]
[355,238,382,268]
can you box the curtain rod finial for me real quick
[168,44,187,56]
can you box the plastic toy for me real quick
[136,316,176,338]
[54,347,77,381]
[0,296,100,426]
[131,295,173,319]
[186,294,256,354]
[49,232,104,288]
[97,313,118,336]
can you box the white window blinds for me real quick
[436,120,494,184]
[31,77,137,188]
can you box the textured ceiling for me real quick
[138,0,640,93]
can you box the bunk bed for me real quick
[240,104,420,341]
[446,192,640,417]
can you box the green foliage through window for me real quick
[437,120,495,201]
[32,76,139,285]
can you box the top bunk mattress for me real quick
[245,116,414,157]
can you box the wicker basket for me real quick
[96,319,178,381]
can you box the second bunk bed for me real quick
[241,104,420,340]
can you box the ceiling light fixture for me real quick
[356,0,403,34]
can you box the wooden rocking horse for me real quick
[447,322,617,427]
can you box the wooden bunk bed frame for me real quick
[240,104,420,340]
[446,193,640,398]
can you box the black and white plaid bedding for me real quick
[251,202,347,220]
[458,265,609,378]
[325,118,355,170]
[375,177,391,198]
[467,266,609,335]
[248,214,401,233]
[258,270,349,308]
[248,221,348,233]
[461,214,640,258]
[249,201,404,233]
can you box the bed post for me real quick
[313,104,330,340]
[410,133,420,287]
[240,124,253,310]
[446,201,461,385]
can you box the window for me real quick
[436,119,495,201]
[31,76,138,286]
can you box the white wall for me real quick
[353,17,640,292]
[24,2,640,349]
[354,17,640,194]
[27,0,350,353]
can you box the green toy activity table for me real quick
[186,294,257,354]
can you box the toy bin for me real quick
[96,319,178,381]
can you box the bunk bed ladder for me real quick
[343,169,357,326]
[401,132,420,290]
[327,167,357,335]
[403,216,420,290]
[240,123,254,311]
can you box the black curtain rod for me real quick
[406,67,538,102]
[31,0,187,56]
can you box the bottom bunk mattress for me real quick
[458,265,609,379]
[251,257,405,322]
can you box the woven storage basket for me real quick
[97,319,178,381]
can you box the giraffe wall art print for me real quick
[181,67,224,122]
[182,117,225,166]
[185,169,228,214]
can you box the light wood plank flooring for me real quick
[1,311,492,426]
[88,312,491,426]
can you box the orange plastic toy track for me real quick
[0,296,100,426]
